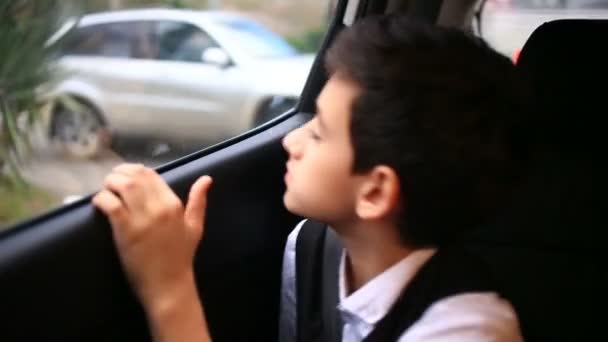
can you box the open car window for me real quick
[0,0,333,231]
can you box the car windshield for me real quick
[212,17,298,58]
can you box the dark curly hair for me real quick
[325,15,531,247]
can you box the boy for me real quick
[93,14,526,342]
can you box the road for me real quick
[21,131,207,203]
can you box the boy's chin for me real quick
[282,193,300,215]
[283,192,311,218]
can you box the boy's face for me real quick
[282,75,362,224]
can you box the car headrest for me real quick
[465,20,607,341]
[474,19,607,251]
[511,19,606,251]
[516,19,608,155]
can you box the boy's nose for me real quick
[282,131,292,152]
[282,128,301,158]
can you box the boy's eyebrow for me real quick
[315,101,328,132]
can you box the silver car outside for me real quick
[45,9,314,157]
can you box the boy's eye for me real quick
[308,128,321,141]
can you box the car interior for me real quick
[0,0,605,340]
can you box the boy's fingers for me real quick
[112,163,162,200]
[112,163,147,176]
[113,164,184,212]
[92,190,128,227]
[103,172,146,212]
[184,176,213,233]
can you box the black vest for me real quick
[295,220,498,342]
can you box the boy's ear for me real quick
[355,165,401,220]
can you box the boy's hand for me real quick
[92,163,213,309]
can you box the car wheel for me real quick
[51,100,109,159]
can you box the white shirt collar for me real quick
[338,248,437,325]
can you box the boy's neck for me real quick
[337,221,414,295]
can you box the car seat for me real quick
[465,19,607,341]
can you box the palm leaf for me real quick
[0,0,69,181]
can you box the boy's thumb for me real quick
[184,175,213,232]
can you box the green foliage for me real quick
[0,0,68,179]
[166,0,187,8]
[0,174,57,230]
[286,26,326,53]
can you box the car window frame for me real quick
[61,20,160,60]
[155,19,224,65]
[62,22,133,58]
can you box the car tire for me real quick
[50,100,110,159]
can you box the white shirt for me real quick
[279,220,523,342]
